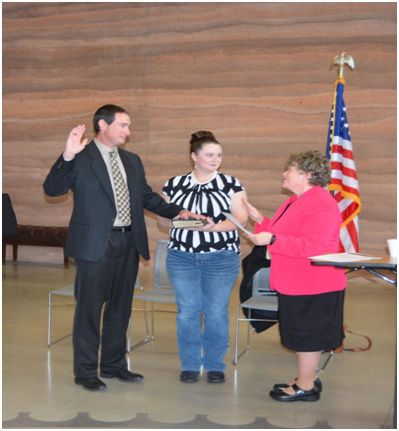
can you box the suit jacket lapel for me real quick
[87,141,116,207]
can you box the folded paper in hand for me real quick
[222,212,252,235]
[172,218,208,228]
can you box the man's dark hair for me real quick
[93,104,129,133]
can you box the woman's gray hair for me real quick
[285,150,331,187]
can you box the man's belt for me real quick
[112,225,131,232]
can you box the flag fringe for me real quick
[328,184,361,228]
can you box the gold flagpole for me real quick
[328,53,355,159]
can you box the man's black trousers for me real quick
[73,230,139,378]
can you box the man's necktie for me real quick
[109,150,131,226]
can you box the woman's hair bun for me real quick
[189,130,219,153]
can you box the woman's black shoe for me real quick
[273,377,322,393]
[269,383,320,402]
[180,371,200,383]
[207,371,225,383]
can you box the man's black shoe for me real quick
[180,371,200,383]
[74,377,107,391]
[207,371,225,383]
[100,368,144,382]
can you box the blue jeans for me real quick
[166,248,240,372]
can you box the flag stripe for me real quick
[331,169,359,185]
[330,173,359,190]
[330,154,357,170]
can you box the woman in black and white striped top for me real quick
[158,131,248,384]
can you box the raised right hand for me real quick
[63,125,89,160]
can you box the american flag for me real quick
[326,78,361,252]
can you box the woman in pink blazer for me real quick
[244,150,346,402]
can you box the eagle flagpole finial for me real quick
[330,52,355,78]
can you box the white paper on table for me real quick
[309,252,382,262]
[222,212,252,236]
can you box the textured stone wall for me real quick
[3,2,396,265]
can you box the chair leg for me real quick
[12,244,18,263]
[233,306,254,365]
[126,318,131,352]
[47,294,73,347]
[234,305,240,365]
[127,300,153,352]
[317,350,334,373]
[142,301,152,340]
[246,309,252,350]
[47,292,52,346]
[150,302,155,338]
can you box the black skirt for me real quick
[278,290,345,352]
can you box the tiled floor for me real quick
[2,261,396,429]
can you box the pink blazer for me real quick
[255,186,347,295]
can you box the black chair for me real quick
[2,193,18,237]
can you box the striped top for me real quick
[162,171,245,254]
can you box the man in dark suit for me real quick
[44,104,201,391]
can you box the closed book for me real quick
[172,219,208,228]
